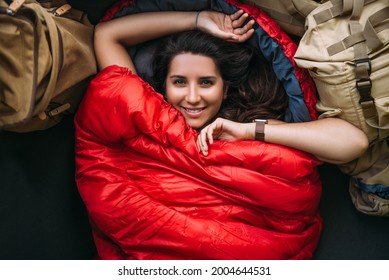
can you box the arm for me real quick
[197,117,369,164]
[94,10,255,72]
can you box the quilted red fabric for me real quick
[75,65,322,260]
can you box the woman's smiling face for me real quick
[165,53,226,129]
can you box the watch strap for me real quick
[253,119,268,141]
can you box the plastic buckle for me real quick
[354,57,372,75]
[356,78,373,104]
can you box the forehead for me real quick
[168,53,220,76]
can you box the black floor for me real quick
[0,116,96,259]
[315,163,389,259]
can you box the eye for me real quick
[172,79,186,86]
[200,79,214,86]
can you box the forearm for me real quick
[94,12,197,70]
[199,117,368,163]
[263,118,369,164]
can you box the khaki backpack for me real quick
[241,0,321,36]
[0,0,97,132]
[292,0,389,216]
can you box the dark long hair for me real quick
[152,31,287,122]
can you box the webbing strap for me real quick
[313,2,342,24]
[313,1,389,130]
[348,1,377,125]
[349,0,365,60]
[364,6,389,50]
[313,0,377,24]
[327,32,365,55]
[317,0,379,127]
[349,0,364,21]
[327,6,389,54]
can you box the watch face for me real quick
[254,120,266,141]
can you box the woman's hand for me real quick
[197,10,255,43]
[196,118,255,156]
[94,9,254,71]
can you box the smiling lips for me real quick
[182,107,205,117]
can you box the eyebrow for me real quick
[168,75,185,79]
[199,76,217,80]
[168,75,217,79]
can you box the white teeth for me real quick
[186,108,202,113]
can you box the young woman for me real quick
[74,8,368,260]
[93,9,368,164]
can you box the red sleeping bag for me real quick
[74,65,322,259]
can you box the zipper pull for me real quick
[48,103,71,117]
[50,4,71,16]
[6,0,25,15]
[37,103,71,120]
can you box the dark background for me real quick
[0,0,388,260]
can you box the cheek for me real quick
[165,85,181,106]
[206,87,225,104]
[165,83,173,102]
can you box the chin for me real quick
[188,124,202,130]
[186,120,205,130]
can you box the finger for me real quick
[200,130,209,152]
[201,139,209,156]
[206,127,214,145]
[231,11,248,28]
[207,123,216,144]
[196,137,202,152]
[233,19,255,35]
[227,28,254,43]
[207,131,214,145]
[231,12,249,28]
[211,29,239,41]
[236,28,255,42]
[229,9,244,21]
[196,136,208,156]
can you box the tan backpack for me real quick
[241,0,321,36]
[292,0,389,216]
[0,0,97,132]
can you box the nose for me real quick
[185,84,201,104]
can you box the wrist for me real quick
[194,11,201,30]
[247,123,256,140]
